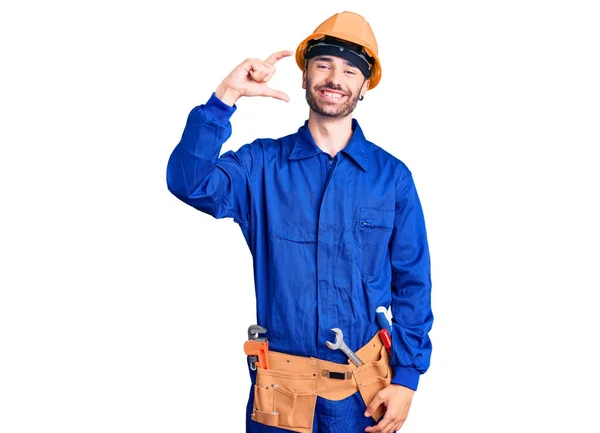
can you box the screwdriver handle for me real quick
[379,329,392,354]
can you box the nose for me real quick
[326,66,345,88]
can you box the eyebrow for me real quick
[313,56,359,69]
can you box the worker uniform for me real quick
[166,93,433,432]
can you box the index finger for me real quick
[265,50,294,65]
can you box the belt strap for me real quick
[261,331,389,401]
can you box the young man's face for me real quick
[303,55,370,119]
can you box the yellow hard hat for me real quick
[295,11,382,90]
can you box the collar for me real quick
[288,119,369,171]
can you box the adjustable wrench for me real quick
[325,328,364,366]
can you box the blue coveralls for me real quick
[166,93,433,432]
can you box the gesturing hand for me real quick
[215,50,294,106]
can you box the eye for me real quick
[345,70,357,75]
[317,64,330,70]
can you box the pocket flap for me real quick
[360,207,394,230]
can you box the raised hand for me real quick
[215,50,294,106]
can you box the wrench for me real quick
[245,325,269,370]
[325,328,364,366]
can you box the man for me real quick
[167,11,433,433]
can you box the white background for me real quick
[1,0,599,432]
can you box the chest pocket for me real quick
[359,207,395,277]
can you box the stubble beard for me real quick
[305,77,360,120]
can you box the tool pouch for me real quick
[250,333,391,432]
[253,367,318,432]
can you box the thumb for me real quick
[364,392,385,417]
[260,86,290,102]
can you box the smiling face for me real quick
[303,55,370,119]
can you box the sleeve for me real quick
[388,167,434,391]
[166,93,258,227]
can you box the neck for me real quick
[307,111,354,157]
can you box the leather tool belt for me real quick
[251,332,392,433]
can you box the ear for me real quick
[360,78,370,98]
[302,68,307,90]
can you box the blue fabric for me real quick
[166,93,434,430]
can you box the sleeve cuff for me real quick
[202,92,237,124]
[391,366,421,391]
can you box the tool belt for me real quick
[250,332,391,433]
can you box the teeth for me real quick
[323,91,342,99]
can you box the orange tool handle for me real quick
[244,340,270,370]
